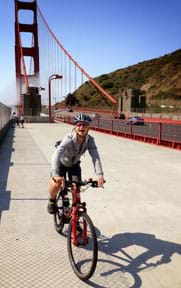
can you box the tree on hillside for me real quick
[65,93,79,106]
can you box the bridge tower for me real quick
[14,0,40,115]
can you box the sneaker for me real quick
[47,199,56,214]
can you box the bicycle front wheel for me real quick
[67,212,98,281]
[54,193,64,234]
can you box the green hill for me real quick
[62,49,181,113]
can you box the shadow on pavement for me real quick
[0,127,15,222]
[93,231,181,288]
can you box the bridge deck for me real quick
[0,123,181,288]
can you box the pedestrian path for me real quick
[0,123,181,288]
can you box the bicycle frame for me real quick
[65,182,88,246]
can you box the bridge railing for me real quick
[0,102,11,143]
[55,115,181,150]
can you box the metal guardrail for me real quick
[0,102,11,143]
[54,106,181,121]
[55,115,181,150]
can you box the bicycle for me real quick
[54,178,99,281]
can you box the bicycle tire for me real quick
[67,212,98,281]
[54,193,65,234]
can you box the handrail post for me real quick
[157,122,162,144]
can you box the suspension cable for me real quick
[37,4,116,104]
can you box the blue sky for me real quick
[0,0,180,106]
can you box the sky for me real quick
[0,0,180,107]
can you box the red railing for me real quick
[55,115,181,150]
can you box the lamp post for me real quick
[48,74,63,123]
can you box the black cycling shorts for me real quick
[59,161,81,183]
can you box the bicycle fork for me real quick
[72,205,87,246]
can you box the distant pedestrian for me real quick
[11,112,17,128]
[16,115,20,127]
[20,114,24,128]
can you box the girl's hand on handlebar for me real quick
[52,176,65,188]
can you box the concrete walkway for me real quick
[0,123,181,288]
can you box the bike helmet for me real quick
[74,113,92,124]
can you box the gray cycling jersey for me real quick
[51,130,104,177]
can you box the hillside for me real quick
[63,49,181,113]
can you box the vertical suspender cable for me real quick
[37,4,116,105]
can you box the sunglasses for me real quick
[76,122,89,127]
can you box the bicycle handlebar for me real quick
[52,177,105,191]
[65,179,100,188]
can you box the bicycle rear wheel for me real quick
[67,212,98,281]
[54,193,64,234]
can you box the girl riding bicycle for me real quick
[48,113,104,214]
